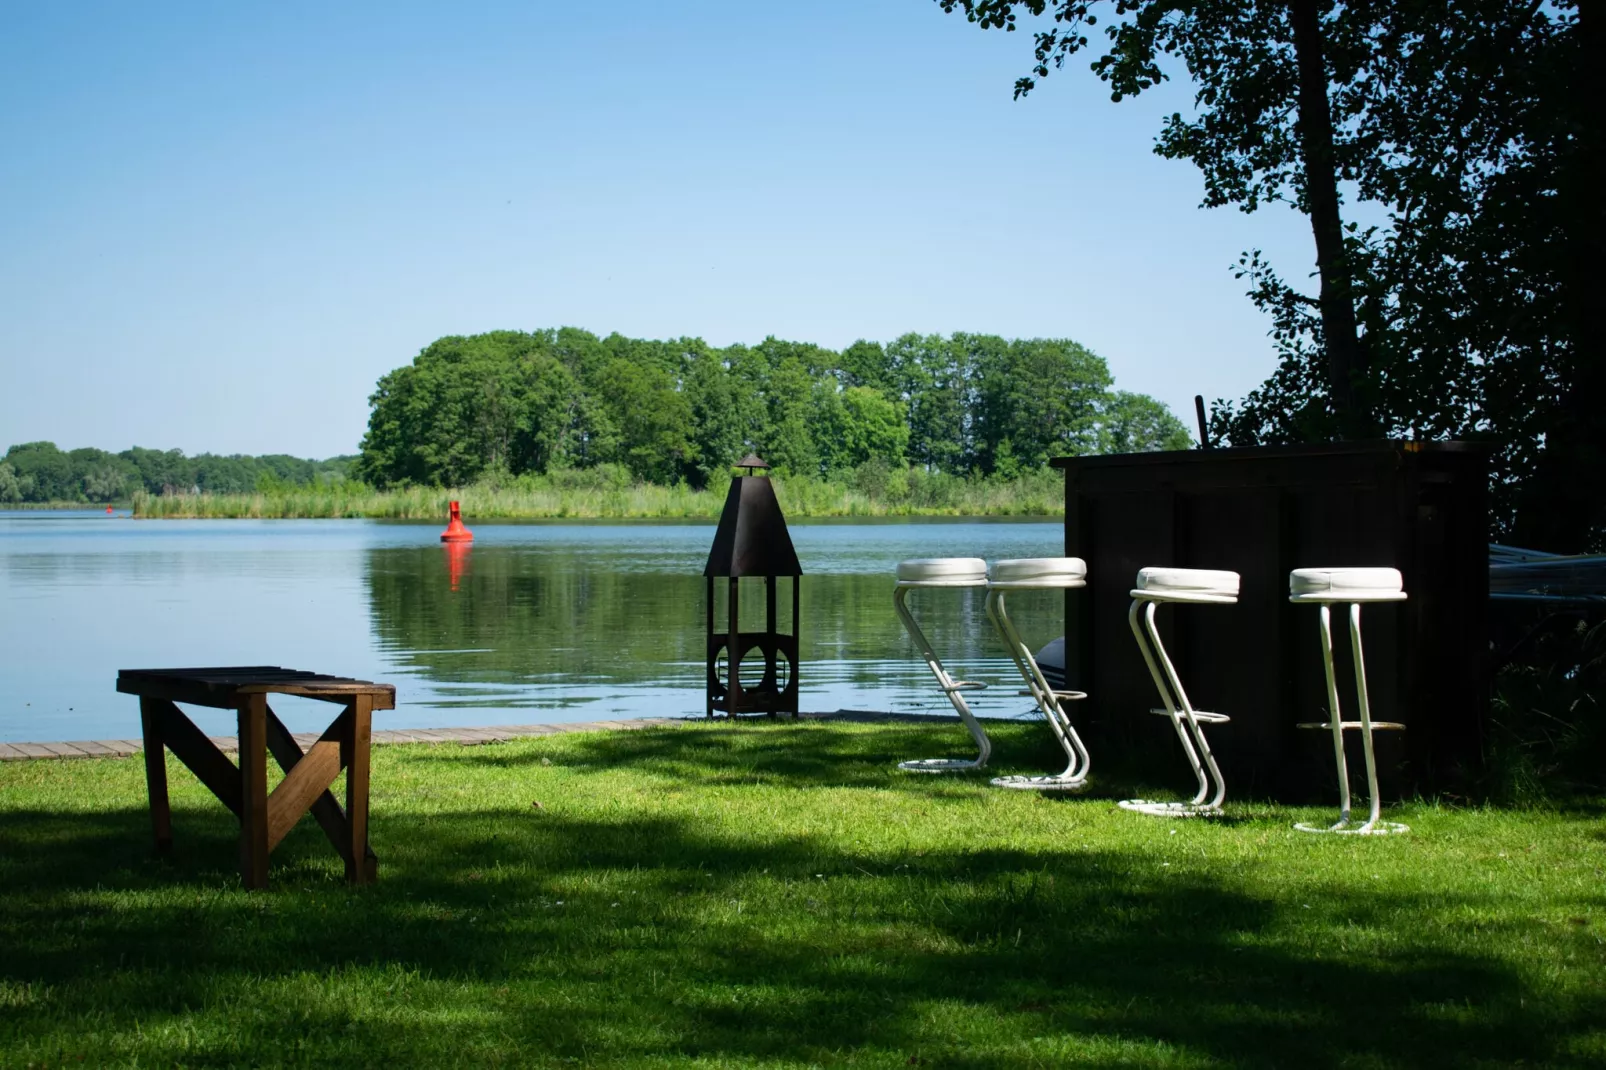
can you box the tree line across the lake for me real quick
[354,329,1190,490]
[2,328,1187,508]
[0,442,355,504]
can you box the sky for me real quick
[0,0,1317,459]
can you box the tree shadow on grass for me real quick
[485,721,1251,814]
[2,731,1603,1068]
[421,720,1141,799]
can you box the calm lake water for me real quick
[0,512,1067,743]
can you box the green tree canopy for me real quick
[940,0,1600,546]
[0,442,351,503]
[355,328,1192,490]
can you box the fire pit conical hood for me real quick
[703,473,801,578]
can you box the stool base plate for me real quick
[1119,799,1222,818]
[1295,720,1405,731]
[897,758,985,773]
[1294,819,1409,835]
[989,774,1088,792]
[1148,707,1229,724]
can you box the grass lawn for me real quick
[2,720,1602,1068]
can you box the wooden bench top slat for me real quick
[117,667,395,710]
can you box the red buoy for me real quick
[445,540,470,591]
[440,500,474,543]
[106,505,114,515]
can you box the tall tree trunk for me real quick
[1515,1,1604,551]
[1287,0,1370,439]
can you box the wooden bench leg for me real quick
[138,698,172,854]
[238,694,270,890]
[344,695,376,885]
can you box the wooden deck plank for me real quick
[3,714,707,759]
[449,728,507,742]
[373,730,436,744]
[65,739,120,757]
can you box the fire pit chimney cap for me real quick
[735,454,769,474]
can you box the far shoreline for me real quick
[109,475,1066,522]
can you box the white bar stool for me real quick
[1290,567,1409,835]
[985,558,1092,791]
[893,558,993,772]
[1120,567,1240,817]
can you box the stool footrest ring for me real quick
[942,681,987,693]
[990,774,1089,792]
[1118,799,1223,818]
[1148,707,1229,724]
[1016,689,1087,701]
[1294,819,1410,835]
[898,758,986,773]
[1296,720,1405,731]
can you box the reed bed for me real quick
[129,469,1064,520]
[0,500,125,511]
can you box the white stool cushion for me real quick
[895,557,988,587]
[1289,567,1406,603]
[1132,567,1240,603]
[989,557,1088,589]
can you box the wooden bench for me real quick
[117,667,395,890]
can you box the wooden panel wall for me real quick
[1055,442,1487,801]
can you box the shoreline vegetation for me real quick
[4,331,1180,522]
[3,331,1187,519]
[127,466,1065,520]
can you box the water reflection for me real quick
[1,515,1067,741]
[365,520,1070,725]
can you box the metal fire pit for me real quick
[704,456,801,718]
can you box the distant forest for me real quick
[3,329,1191,505]
[356,329,1191,489]
[0,442,354,504]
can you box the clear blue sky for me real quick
[0,0,1314,459]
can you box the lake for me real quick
[0,512,1067,743]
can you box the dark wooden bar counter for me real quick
[1052,441,1487,801]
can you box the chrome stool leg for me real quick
[1291,567,1409,835]
[1120,600,1227,816]
[986,587,1090,791]
[1347,603,1401,833]
[894,582,991,772]
[1297,604,1355,831]
[1117,567,1239,818]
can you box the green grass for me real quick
[127,469,1065,520]
[2,721,1602,1068]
